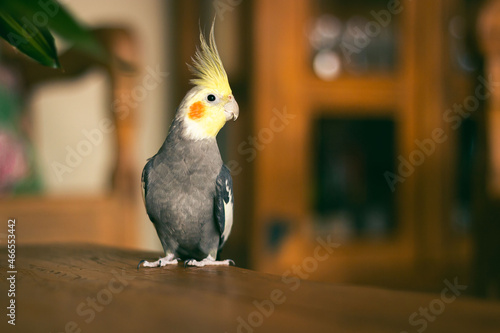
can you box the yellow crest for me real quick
[188,21,231,94]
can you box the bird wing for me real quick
[141,157,159,226]
[214,164,234,249]
[141,158,153,208]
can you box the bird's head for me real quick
[178,22,239,141]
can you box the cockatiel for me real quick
[138,22,238,268]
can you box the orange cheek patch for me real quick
[188,101,205,120]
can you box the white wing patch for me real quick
[222,179,233,242]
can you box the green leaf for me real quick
[0,9,60,68]
[1,0,107,63]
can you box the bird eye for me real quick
[207,94,216,102]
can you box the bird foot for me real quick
[184,255,235,267]
[137,254,178,269]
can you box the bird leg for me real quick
[184,255,235,267]
[137,253,178,269]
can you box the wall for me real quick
[30,0,172,251]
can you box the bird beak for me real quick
[224,96,239,121]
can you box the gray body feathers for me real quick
[142,117,233,260]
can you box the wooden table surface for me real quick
[1,244,499,333]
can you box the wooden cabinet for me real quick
[251,0,479,291]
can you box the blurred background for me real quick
[1,0,499,299]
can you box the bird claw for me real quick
[183,256,235,267]
[137,254,178,269]
[137,260,146,270]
